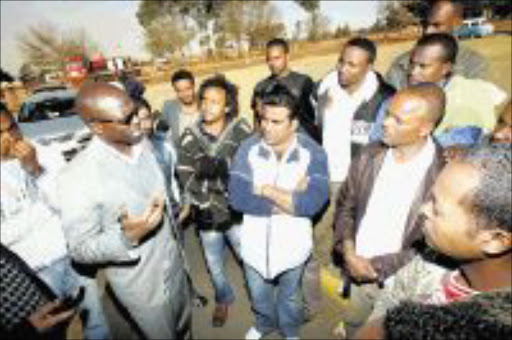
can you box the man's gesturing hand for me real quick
[120,191,165,244]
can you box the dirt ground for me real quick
[145,35,512,125]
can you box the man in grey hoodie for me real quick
[57,82,191,339]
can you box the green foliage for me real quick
[294,0,320,13]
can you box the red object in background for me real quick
[90,52,106,72]
[65,55,87,88]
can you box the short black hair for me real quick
[416,33,458,64]
[136,97,151,113]
[198,74,239,120]
[266,38,289,54]
[260,81,298,120]
[462,144,512,233]
[171,69,194,84]
[345,37,377,64]
[384,290,512,339]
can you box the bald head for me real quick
[75,81,134,123]
[426,0,464,34]
[398,83,446,127]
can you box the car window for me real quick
[19,96,76,122]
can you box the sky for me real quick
[1,0,378,77]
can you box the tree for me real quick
[305,9,331,41]
[137,0,226,57]
[334,24,351,38]
[292,20,304,42]
[377,1,418,31]
[294,0,328,41]
[244,1,285,49]
[143,14,195,60]
[17,22,97,75]
[217,1,246,56]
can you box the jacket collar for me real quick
[257,135,300,164]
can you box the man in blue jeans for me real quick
[177,75,252,327]
[229,83,329,339]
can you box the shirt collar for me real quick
[92,136,146,164]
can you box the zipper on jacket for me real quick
[266,170,281,279]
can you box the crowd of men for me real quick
[1,0,511,339]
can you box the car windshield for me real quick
[19,94,76,122]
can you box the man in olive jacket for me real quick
[332,83,446,337]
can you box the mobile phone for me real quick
[53,286,85,314]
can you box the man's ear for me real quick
[479,228,512,256]
[441,62,452,79]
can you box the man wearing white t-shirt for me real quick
[332,84,446,337]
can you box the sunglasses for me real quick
[88,105,139,125]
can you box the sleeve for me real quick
[228,140,273,216]
[369,256,423,321]
[0,208,35,248]
[301,76,316,124]
[292,143,329,217]
[57,170,138,264]
[332,151,365,257]
[175,131,209,205]
[488,82,509,111]
[369,98,389,143]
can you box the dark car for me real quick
[17,85,92,161]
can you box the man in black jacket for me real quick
[252,38,320,142]
[177,75,252,328]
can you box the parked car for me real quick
[17,84,92,161]
[454,17,494,39]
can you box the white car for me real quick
[17,85,92,161]
[456,17,494,39]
